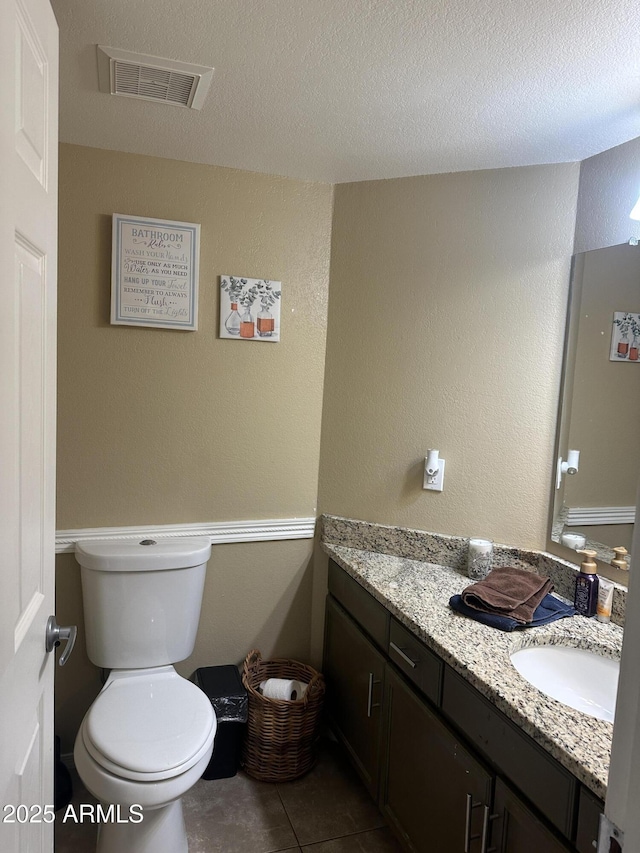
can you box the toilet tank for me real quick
[75,537,211,669]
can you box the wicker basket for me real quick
[241,649,325,782]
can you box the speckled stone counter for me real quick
[321,514,627,625]
[322,540,623,800]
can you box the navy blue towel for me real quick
[449,592,575,632]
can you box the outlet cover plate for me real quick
[423,458,445,491]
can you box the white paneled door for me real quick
[0,0,58,850]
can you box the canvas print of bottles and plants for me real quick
[610,312,640,362]
[220,276,282,342]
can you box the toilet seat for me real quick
[83,668,216,782]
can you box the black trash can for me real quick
[193,665,248,780]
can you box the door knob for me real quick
[45,616,77,666]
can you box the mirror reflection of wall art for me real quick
[220,276,282,342]
[610,312,640,361]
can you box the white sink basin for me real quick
[510,644,619,723]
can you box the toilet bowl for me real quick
[73,537,215,853]
[74,667,216,853]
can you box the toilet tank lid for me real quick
[75,537,212,571]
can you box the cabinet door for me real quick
[575,787,603,853]
[491,778,572,853]
[442,667,576,838]
[381,664,492,853]
[323,595,386,798]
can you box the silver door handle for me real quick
[45,616,77,666]
[465,793,482,852]
[366,672,381,717]
[481,805,500,853]
[389,641,418,668]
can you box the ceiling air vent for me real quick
[97,46,214,110]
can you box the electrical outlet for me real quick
[423,458,445,491]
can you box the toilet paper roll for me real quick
[259,678,307,701]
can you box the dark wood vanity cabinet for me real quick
[324,559,603,853]
[323,595,386,798]
[491,779,573,853]
[441,668,577,838]
[575,787,604,853]
[382,664,492,852]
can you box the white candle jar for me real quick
[467,538,493,580]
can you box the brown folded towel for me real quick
[461,566,553,624]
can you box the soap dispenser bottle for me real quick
[574,549,599,617]
[611,547,629,571]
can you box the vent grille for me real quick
[114,61,197,107]
[97,46,214,111]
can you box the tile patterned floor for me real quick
[55,739,403,852]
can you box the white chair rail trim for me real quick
[55,517,317,554]
[565,506,636,527]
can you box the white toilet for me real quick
[73,537,217,853]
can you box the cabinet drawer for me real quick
[328,560,389,650]
[442,667,577,839]
[388,618,442,706]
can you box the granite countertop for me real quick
[323,541,623,800]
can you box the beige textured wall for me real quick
[317,164,580,544]
[55,144,333,752]
[311,164,580,661]
[57,144,333,528]
[574,136,640,254]
[57,133,640,741]
[565,244,640,509]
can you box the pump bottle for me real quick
[611,547,629,571]
[574,549,599,617]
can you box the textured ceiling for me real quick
[52,0,640,183]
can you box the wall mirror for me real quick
[549,242,639,581]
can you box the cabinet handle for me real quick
[389,641,418,668]
[480,805,500,853]
[366,672,381,717]
[464,793,482,852]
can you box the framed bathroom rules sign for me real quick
[111,213,201,330]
